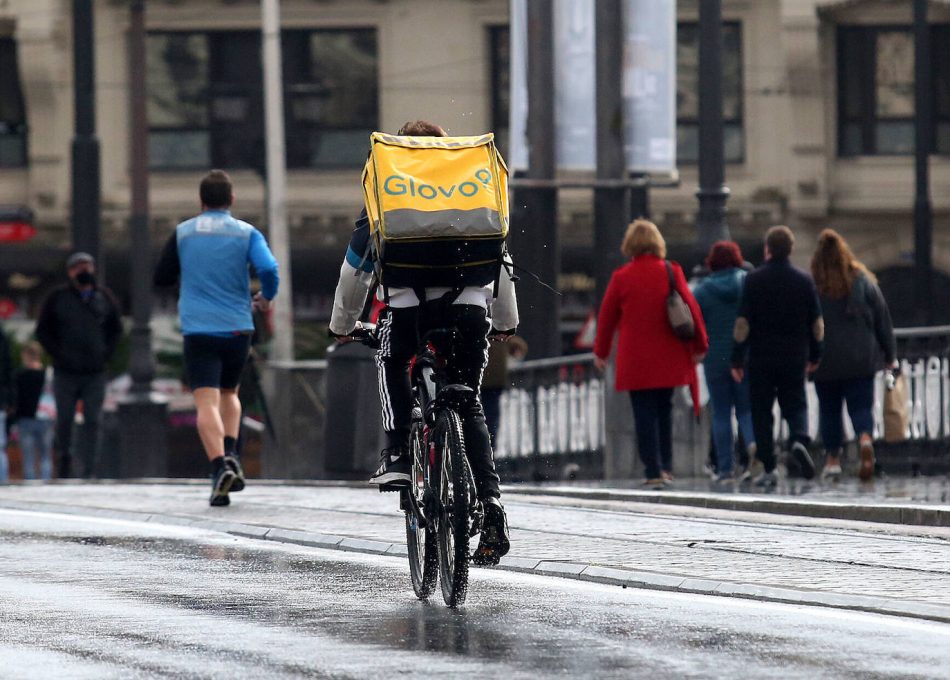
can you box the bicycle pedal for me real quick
[377,484,405,493]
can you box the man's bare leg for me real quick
[219,387,246,491]
[193,387,225,460]
[220,388,241,445]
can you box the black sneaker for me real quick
[210,464,237,507]
[790,442,816,480]
[368,446,411,488]
[225,455,245,493]
[472,497,510,566]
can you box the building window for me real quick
[838,25,950,156]
[676,22,744,164]
[489,25,510,157]
[0,37,27,168]
[147,29,377,170]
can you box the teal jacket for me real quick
[694,268,746,377]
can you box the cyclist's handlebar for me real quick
[348,323,379,347]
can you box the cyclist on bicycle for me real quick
[329,120,518,564]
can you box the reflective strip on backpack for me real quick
[382,208,504,240]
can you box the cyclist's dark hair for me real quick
[397,120,446,137]
[200,170,233,209]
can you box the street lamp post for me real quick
[695,0,730,257]
[71,0,101,266]
[594,0,627,306]
[117,0,168,479]
[914,0,933,325]
[509,0,560,358]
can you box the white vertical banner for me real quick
[509,0,529,171]
[509,0,676,175]
[553,0,596,170]
[508,0,595,171]
[623,0,677,173]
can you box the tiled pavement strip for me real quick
[0,482,949,623]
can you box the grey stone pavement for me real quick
[1,479,949,624]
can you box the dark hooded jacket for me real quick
[812,272,895,382]
[694,267,746,376]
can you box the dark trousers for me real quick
[481,387,503,445]
[814,377,876,451]
[375,304,500,499]
[748,360,809,473]
[53,370,107,478]
[629,388,674,480]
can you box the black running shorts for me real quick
[183,333,252,390]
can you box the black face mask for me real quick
[75,271,96,287]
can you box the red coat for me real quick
[594,255,709,397]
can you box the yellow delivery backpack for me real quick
[362,132,510,294]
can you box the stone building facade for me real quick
[0,0,948,327]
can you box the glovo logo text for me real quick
[382,169,493,200]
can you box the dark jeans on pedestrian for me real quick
[53,370,106,478]
[706,370,755,477]
[481,387,502,445]
[814,376,875,451]
[629,388,674,480]
[748,361,809,474]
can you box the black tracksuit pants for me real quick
[748,358,810,473]
[375,303,501,499]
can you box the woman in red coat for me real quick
[594,220,709,488]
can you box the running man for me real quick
[155,170,279,506]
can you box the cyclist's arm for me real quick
[329,212,375,336]
[490,251,519,334]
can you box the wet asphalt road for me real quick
[1,510,949,679]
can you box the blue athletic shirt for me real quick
[156,210,279,336]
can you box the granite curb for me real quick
[505,486,950,527]
[2,499,949,625]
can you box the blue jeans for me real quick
[814,377,875,451]
[0,412,7,482]
[706,370,756,476]
[17,418,54,481]
[629,388,674,480]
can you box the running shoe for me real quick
[790,441,816,480]
[224,455,245,492]
[209,464,237,507]
[368,446,411,488]
[752,470,778,489]
[472,497,510,566]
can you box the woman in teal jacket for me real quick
[694,242,756,484]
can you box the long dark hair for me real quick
[811,229,875,299]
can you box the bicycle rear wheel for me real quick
[406,419,437,599]
[435,409,471,607]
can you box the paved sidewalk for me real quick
[512,474,950,526]
[0,482,948,624]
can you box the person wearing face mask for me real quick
[35,252,123,479]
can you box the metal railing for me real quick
[494,326,950,479]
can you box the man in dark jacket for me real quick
[731,226,824,487]
[35,252,122,478]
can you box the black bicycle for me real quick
[353,324,483,607]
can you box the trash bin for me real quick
[323,342,385,477]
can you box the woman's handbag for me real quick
[883,369,909,443]
[665,261,695,341]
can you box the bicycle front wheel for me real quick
[406,419,437,599]
[435,409,471,607]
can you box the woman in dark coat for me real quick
[810,229,896,481]
[594,220,709,488]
